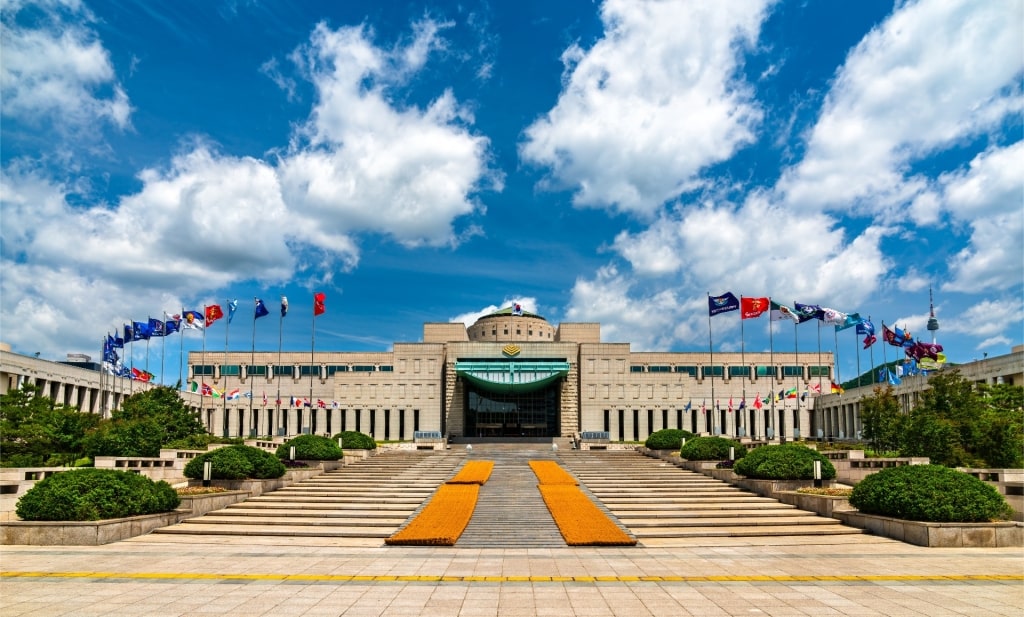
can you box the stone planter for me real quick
[775,491,855,518]
[834,510,1024,548]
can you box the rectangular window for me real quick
[220,365,240,376]
[369,409,376,438]
[633,410,640,442]
[247,365,267,377]
[630,365,645,373]
[414,409,420,432]
[399,409,405,441]
[728,366,750,378]
[326,365,349,376]
[618,409,625,442]
[649,366,671,373]
[379,365,393,372]
[384,409,390,440]
[603,409,610,433]
[702,365,724,378]
[674,366,697,376]
[662,409,668,430]
[355,409,361,432]
[676,409,682,430]
[755,365,776,378]
[273,366,293,377]
[353,365,375,372]
[299,365,319,377]
[193,365,215,376]
[809,365,830,377]
[782,366,804,378]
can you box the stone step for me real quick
[158,523,395,537]
[183,515,408,526]
[629,524,866,538]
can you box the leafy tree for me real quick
[858,385,904,456]
[1,385,99,467]
[83,386,207,458]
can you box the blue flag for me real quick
[227,299,239,324]
[148,317,166,337]
[132,321,152,340]
[794,302,823,322]
[254,298,270,319]
[708,292,739,316]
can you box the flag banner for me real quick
[856,319,875,336]
[132,321,153,340]
[124,324,134,341]
[314,292,326,316]
[740,296,769,319]
[882,324,910,348]
[182,311,205,329]
[834,312,861,331]
[112,333,124,348]
[785,387,798,398]
[163,313,181,335]
[794,302,823,322]
[263,392,268,406]
[317,399,326,408]
[708,292,739,316]
[684,400,692,411]
[512,303,523,316]
[769,301,801,322]
[148,317,166,337]
[753,394,763,410]
[830,381,845,394]
[332,400,339,408]
[227,299,239,324]
[132,367,154,382]
[254,298,270,319]
[281,296,289,317]
[820,307,848,326]
[863,334,877,348]
[226,389,241,400]
[205,305,224,327]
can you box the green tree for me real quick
[858,385,903,456]
[1,385,98,467]
[83,386,207,457]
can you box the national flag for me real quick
[131,368,154,382]
[317,399,326,408]
[801,389,808,401]
[794,302,823,321]
[148,317,166,337]
[700,400,706,413]
[740,296,770,319]
[834,312,862,332]
[684,400,692,412]
[263,392,268,406]
[243,391,252,398]
[512,303,523,316]
[103,337,119,364]
[313,292,326,316]
[205,304,224,327]
[227,299,239,324]
[820,307,848,326]
[728,397,733,412]
[830,381,845,394]
[811,383,821,393]
[785,387,798,399]
[226,389,241,400]
[882,324,909,348]
[708,292,740,316]
[209,384,222,398]
[885,369,901,386]
[738,399,746,411]
[856,319,875,337]
[332,400,339,408]
[254,298,270,319]
[163,312,181,335]
[281,296,288,317]
[769,301,801,323]
[863,334,877,349]
[753,394,763,410]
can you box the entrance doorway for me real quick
[465,383,559,438]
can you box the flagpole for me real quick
[854,317,862,389]
[792,317,799,443]
[868,316,875,384]
[309,297,317,437]
[706,292,715,436]
[201,307,207,424]
[276,297,286,438]
[128,324,135,394]
[249,298,257,439]
[739,297,746,439]
[880,321,888,384]
[178,309,185,389]
[816,320,822,440]
[768,298,775,441]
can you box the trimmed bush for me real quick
[331,431,377,450]
[679,436,746,461]
[733,444,836,480]
[849,464,1013,523]
[16,468,179,521]
[183,445,286,480]
[164,434,243,450]
[645,429,695,450]
[275,435,343,461]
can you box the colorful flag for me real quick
[313,292,326,316]
[708,292,740,316]
[262,392,268,406]
[226,389,241,400]
[281,296,289,317]
[226,299,239,324]
[882,324,910,347]
[820,307,848,326]
[794,302,823,321]
[163,312,181,335]
[834,312,861,332]
[512,303,523,316]
[332,400,339,408]
[856,319,875,336]
[769,301,801,323]
[254,298,270,319]
[132,368,154,382]
[863,334,877,349]
[753,394,763,410]
[830,382,845,394]
[740,296,769,319]
[728,397,733,412]
[182,311,205,330]
[148,317,166,337]
[785,387,798,399]
[738,399,745,411]
[684,400,692,412]
[317,399,326,408]
[205,304,224,327]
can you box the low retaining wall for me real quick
[835,510,1024,548]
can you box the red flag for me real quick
[753,393,763,410]
[205,304,224,327]
[313,292,326,316]
[740,296,769,319]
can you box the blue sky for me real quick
[1,0,1022,386]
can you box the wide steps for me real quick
[157,523,396,537]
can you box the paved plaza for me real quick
[2,534,1022,617]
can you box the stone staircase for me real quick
[149,449,465,542]
[556,450,870,546]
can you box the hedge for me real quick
[16,468,180,521]
[849,464,1012,522]
[331,431,377,450]
[275,434,343,460]
[644,428,695,450]
[679,436,746,461]
[733,444,836,480]
[183,445,286,480]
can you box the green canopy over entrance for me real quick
[455,361,570,394]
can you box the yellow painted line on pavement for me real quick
[2,571,1021,584]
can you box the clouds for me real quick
[0,0,131,134]
[520,0,770,217]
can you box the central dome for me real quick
[467,306,555,343]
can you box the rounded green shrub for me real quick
[15,468,179,521]
[164,434,244,450]
[849,464,1013,523]
[645,429,695,450]
[679,436,746,461]
[331,431,377,450]
[275,435,343,460]
[183,445,286,480]
[733,444,836,480]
